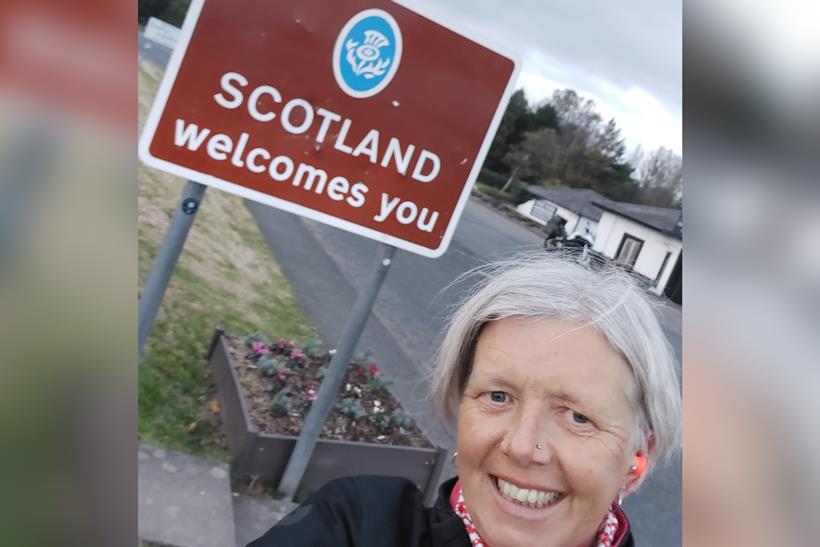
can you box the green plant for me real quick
[258,356,284,377]
[288,347,307,367]
[274,339,295,353]
[270,387,293,417]
[336,397,366,420]
[301,339,327,359]
[391,410,415,429]
[353,363,393,394]
[367,413,390,431]
[366,374,393,395]
[245,332,269,349]
[299,387,318,415]
[351,349,375,366]
[476,183,516,203]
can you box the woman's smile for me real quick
[493,475,564,508]
[484,472,569,522]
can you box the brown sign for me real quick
[139,0,519,257]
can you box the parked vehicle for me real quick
[543,233,608,270]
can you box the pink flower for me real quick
[306,388,317,401]
[277,369,289,381]
[251,341,270,356]
[369,363,380,376]
[276,339,293,350]
[291,348,306,360]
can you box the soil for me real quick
[225,335,433,448]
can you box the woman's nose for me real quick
[500,406,553,465]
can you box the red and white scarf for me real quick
[449,480,626,547]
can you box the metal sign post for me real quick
[277,243,396,499]
[138,180,207,362]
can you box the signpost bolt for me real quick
[182,197,199,214]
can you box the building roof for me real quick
[525,186,611,221]
[525,185,682,239]
[592,200,682,238]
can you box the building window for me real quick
[615,234,644,271]
[655,251,672,285]
[532,200,557,222]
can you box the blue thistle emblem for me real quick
[333,10,402,98]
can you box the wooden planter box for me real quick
[207,329,448,503]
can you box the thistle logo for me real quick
[333,9,402,98]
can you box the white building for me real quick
[591,200,682,302]
[516,186,682,303]
[516,187,608,240]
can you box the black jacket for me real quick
[248,476,635,546]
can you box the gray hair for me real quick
[432,252,681,480]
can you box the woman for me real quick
[250,253,681,547]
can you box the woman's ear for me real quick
[623,435,655,495]
[621,450,648,498]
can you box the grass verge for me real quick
[138,60,314,460]
[475,180,518,203]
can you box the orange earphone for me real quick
[631,453,647,477]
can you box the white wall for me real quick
[516,199,539,221]
[574,217,598,240]
[516,199,580,232]
[593,212,682,295]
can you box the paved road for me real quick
[138,36,680,545]
[246,198,681,546]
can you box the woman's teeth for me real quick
[496,477,562,508]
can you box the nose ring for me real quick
[536,443,543,450]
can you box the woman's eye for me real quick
[488,391,508,403]
[564,409,592,426]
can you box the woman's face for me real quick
[457,317,639,547]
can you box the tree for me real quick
[160,0,192,28]
[502,127,560,184]
[594,119,626,162]
[138,0,191,27]
[484,90,562,175]
[550,89,603,152]
[485,89,530,172]
[635,147,682,207]
[502,89,644,201]
[601,161,641,202]
[491,87,656,205]
[138,0,171,24]
[526,101,560,133]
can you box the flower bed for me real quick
[207,329,446,500]
[227,333,432,447]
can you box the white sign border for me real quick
[139,0,521,259]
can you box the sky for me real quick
[406,0,682,156]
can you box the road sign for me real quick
[144,17,180,50]
[139,0,519,257]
